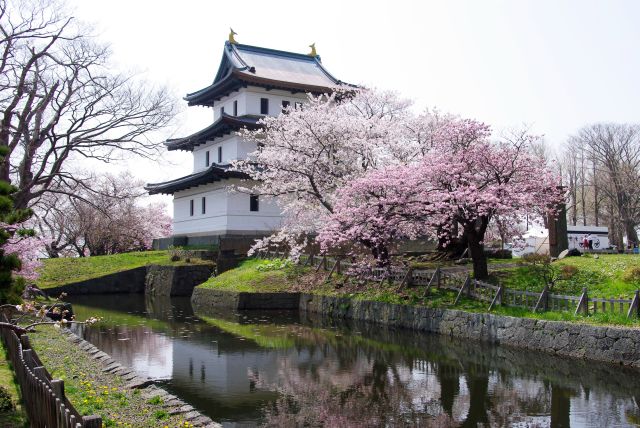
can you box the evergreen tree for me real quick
[0,146,33,303]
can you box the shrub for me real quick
[623,266,640,284]
[0,385,14,412]
[560,265,579,280]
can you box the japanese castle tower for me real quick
[146,35,345,246]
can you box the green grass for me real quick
[489,254,640,299]
[0,341,27,427]
[198,258,303,292]
[202,257,640,328]
[37,250,213,289]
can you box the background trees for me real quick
[561,123,640,248]
[35,173,171,257]
[0,0,176,210]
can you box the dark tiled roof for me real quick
[165,114,262,152]
[144,165,248,195]
[185,41,349,106]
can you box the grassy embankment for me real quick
[29,326,194,428]
[36,250,213,289]
[198,257,640,327]
[0,341,27,427]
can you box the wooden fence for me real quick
[260,251,640,318]
[0,313,102,428]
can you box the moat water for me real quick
[67,294,640,427]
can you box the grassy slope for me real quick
[198,258,299,292]
[490,254,640,299]
[197,257,640,327]
[37,251,213,289]
[0,341,27,427]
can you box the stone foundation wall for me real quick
[299,293,640,369]
[191,289,300,312]
[45,264,214,297]
[191,287,640,369]
[145,265,215,296]
[45,267,148,296]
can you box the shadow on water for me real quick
[65,294,640,427]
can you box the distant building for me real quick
[567,225,609,251]
[146,38,346,247]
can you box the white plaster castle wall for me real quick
[172,87,308,237]
[192,134,246,171]
[172,179,281,236]
[242,87,306,116]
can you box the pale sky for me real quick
[66,0,640,206]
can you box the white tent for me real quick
[511,227,549,257]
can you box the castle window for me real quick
[233,100,238,116]
[294,102,303,110]
[190,199,194,217]
[217,146,222,163]
[201,197,206,214]
[281,100,290,113]
[220,106,224,117]
[260,98,269,115]
[205,151,210,167]
[250,194,259,212]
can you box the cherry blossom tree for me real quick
[319,134,564,279]
[236,88,494,255]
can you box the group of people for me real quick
[582,234,596,250]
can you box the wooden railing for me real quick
[0,313,102,428]
[260,251,640,318]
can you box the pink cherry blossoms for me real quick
[318,133,564,278]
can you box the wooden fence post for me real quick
[489,286,503,311]
[454,276,471,305]
[534,285,549,312]
[628,290,640,318]
[326,258,340,281]
[51,379,64,400]
[20,334,31,350]
[398,268,413,291]
[574,287,589,316]
[423,267,440,297]
[82,415,103,428]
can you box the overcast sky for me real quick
[66,0,640,204]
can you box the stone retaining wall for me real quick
[191,287,640,369]
[191,288,300,312]
[45,264,214,297]
[45,267,148,296]
[145,265,215,296]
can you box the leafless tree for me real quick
[0,0,177,210]
[567,123,640,247]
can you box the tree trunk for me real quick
[466,227,488,279]
[625,220,638,247]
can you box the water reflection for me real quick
[67,294,640,427]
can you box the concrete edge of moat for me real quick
[190,287,640,370]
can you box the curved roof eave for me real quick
[145,165,249,195]
[165,114,262,152]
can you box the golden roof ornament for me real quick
[229,28,238,44]
[308,43,317,57]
